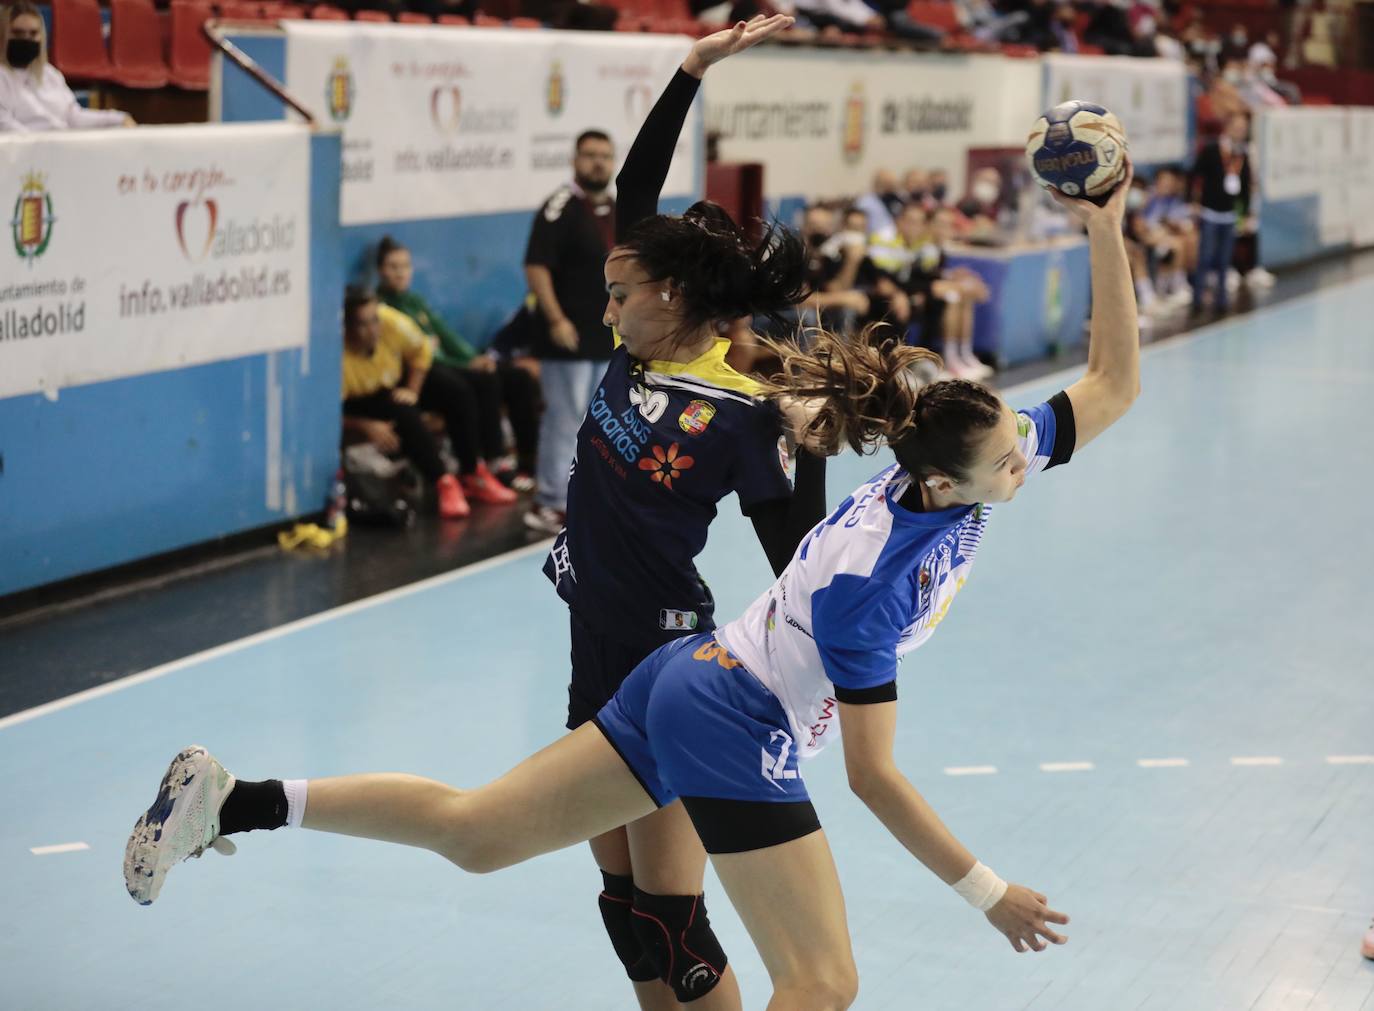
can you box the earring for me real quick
[925,479,938,488]
[660,290,672,302]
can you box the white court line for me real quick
[1326,755,1374,765]
[5,274,1373,734]
[30,842,90,856]
[1040,762,1095,773]
[944,765,998,776]
[1137,758,1190,768]
[1231,756,1284,766]
[0,540,554,733]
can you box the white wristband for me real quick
[952,861,1008,912]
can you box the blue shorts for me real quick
[593,634,812,810]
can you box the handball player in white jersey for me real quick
[122,107,1141,1011]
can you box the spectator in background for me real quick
[1221,55,1287,108]
[927,167,951,205]
[0,2,132,132]
[522,129,617,535]
[955,0,1030,43]
[1247,33,1302,104]
[873,0,947,45]
[928,206,993,378]
[1221,22,1249,64]
[794,203,870,335]
[1139,166,1196,307]
[1189,112,1252,315]
[1123,175,1160,320]
[1082,0,1135,55]
[340,286,472,520]
[377,236,536,497]
[1181,10,1222,74]
[853,168,906,234]
[903,168,931,208]
[1046,2,1081,52]
[956,166,1006,238]
[790,0,882,33]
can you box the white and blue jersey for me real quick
[716,395,1075,761]
[595,395,1076,816]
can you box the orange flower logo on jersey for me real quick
[638,442,694,489]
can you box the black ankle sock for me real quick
[218,779,288,835]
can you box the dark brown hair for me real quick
[760,329,1004,481]
[615,200,811,349]
[343,284,376,327]
[375,235,406,270]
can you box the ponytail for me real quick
[759,329,1004,482]
[758,328,940,456]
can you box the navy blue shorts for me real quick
[565,610,662,731]
[593,634,821,852]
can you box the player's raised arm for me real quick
[1052,159,1141,452]
[615,14,793,240]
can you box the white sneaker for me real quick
[1246,266,1276,288]
[1226,268,1241,293]
[124,746,236,906]
[961,357,994,380]
[1166,283,1194,307]
[523,504,566,536]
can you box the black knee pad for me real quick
[630,887,728,1003]
[597,871,659,982]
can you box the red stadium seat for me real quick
[354,9,392,21]
[49,0,114,83]
[262,2,308,17]
[109,0,170,88]
[473,12,504,25]
[905,1,959,34]
[168,0,213,90]
[309,4,350,18]
[508,16,542,28]
[437,13,470,24]
[218,2,267,18]
[397,11,433,22]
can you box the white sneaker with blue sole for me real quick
[124,746,236,906]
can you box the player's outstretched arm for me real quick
[839,699,1071,953]
[615,14,793,240]
[1053,158,1141,452]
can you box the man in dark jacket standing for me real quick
[1189,112,1253,315]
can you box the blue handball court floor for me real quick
[2,278,1373,1010]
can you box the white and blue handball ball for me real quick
[1025,100,1129,203]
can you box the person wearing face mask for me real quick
[1247,33,1301,104]
[928,169,950,206]
[956,168,1005,239]
[854,168,905,234]
[756,204,872,343]
[795,204,872,336]
[903,168,931,209]
[1188,112,1251,315]
[0,2,132,132]
[1222,23,1248,63]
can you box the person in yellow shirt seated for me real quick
[341,286,515,519]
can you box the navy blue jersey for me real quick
[544,340,793,651]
